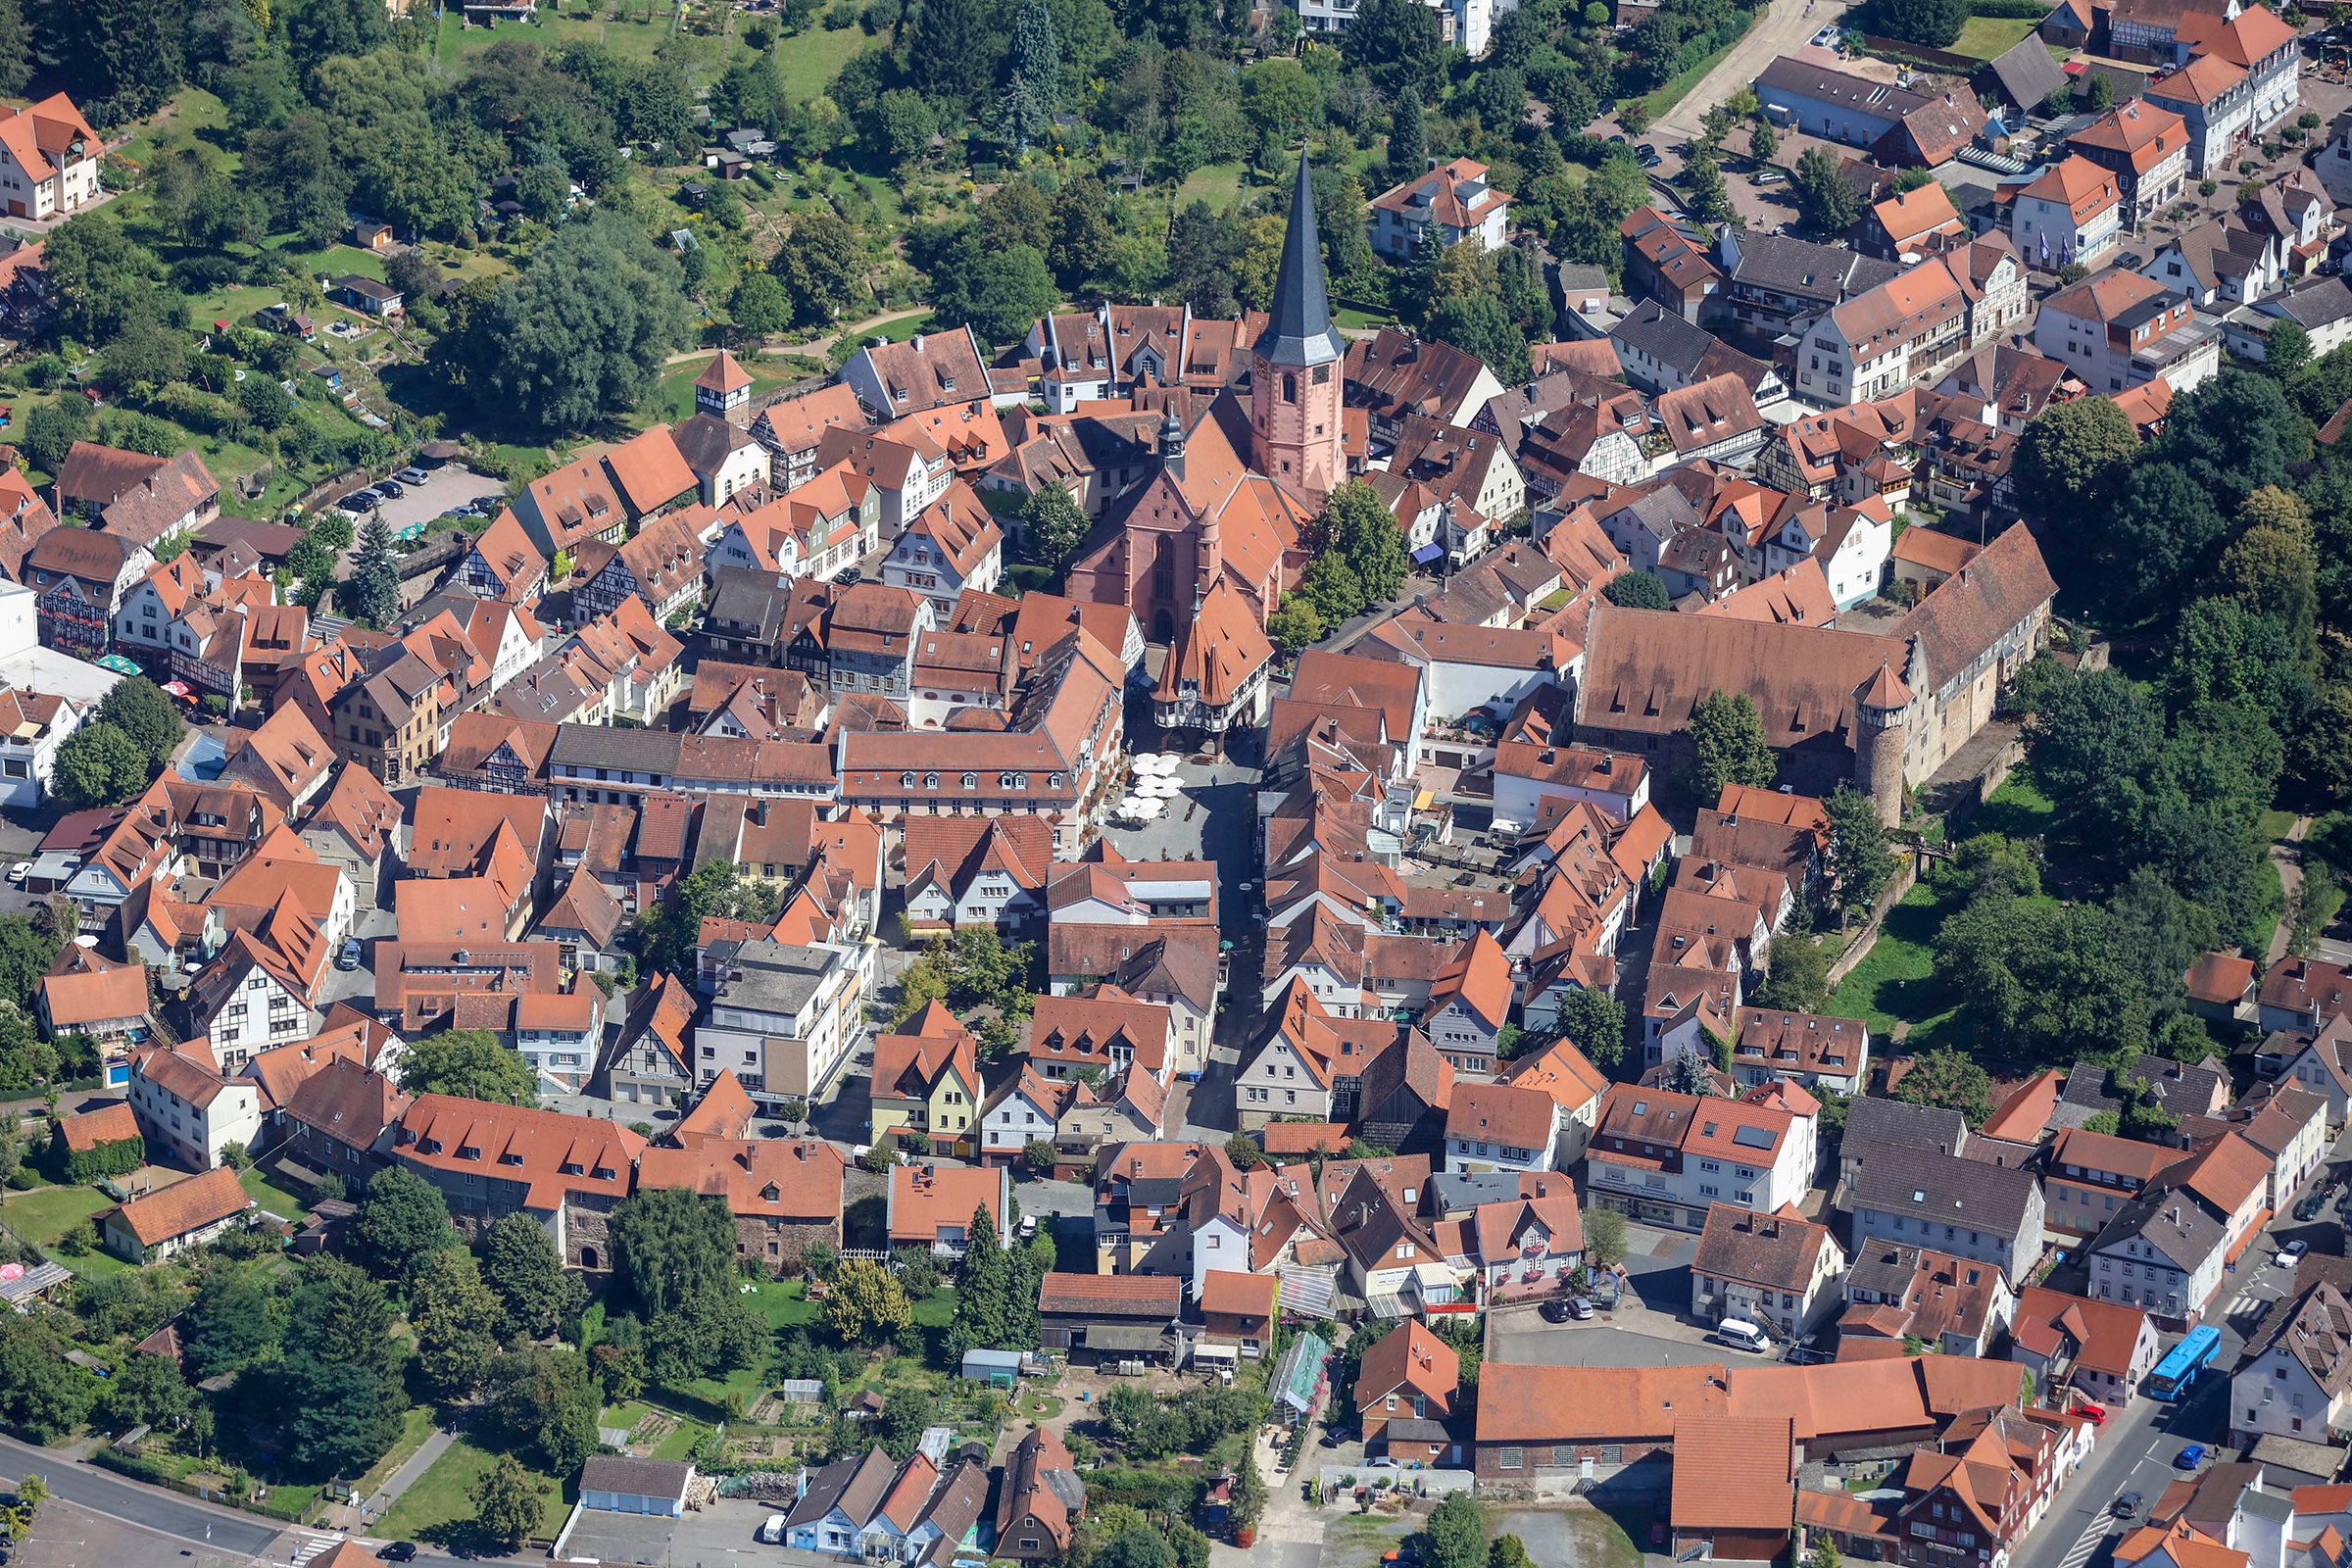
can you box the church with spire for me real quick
[1063,152,1348,748]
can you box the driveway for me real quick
[1652,0,1852,146]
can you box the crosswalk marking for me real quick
[287,1533,343,1567]
[2054,1513,2113,1568]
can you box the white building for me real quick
[0,684,81,808]
[0,96,103,221]
[697,936,876,1103]
[1583,1084,1816,1232]
[2034,269,2221,397]
[1295,0,1494,56]
[128,1047,264,1170]
[1369,158,1513,261]
[1445,1083,1561,1174]
[2228,1282,2352,1444]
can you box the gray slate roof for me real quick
[1843,1096,1969,1159]
[1254,152,1346,368]
[1849,1144,2040,1236]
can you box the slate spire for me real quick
[1252,150,1348,368]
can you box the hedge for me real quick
[1968,0,2052,17]
[54,1134,145,1185]
[1085,1466,1204,1517]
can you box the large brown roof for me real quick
[108,1165,251,1248]
[1578,603,1889,748]
[1671,1414,1795,1533]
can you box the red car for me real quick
[2075,1401,2108,1426]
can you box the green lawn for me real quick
[2259,808,2299,844]
[777,25,884,103]
[911,1288,957,1328]
[352,1404,439,1500]
[238,1164,319,1224]
[1827,876,1961,1043]
[1334,306,1396,330]
[1176,160,1250,210]
[1971,766,2058,841]
[376,1438,569,1544]
[437,6,683,67]
[1951,15,2040,57]
[652,1419,710,1463]
[746,1279,823,1330]
[0,1183,112,1248]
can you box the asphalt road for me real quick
[0,1434,284,1560]
[1650,0,1851,151]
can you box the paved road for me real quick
[2011,1140,2348,1568]
[1653,0,1850,146]
[0,1434,285,1560]
[2267,813,2314,966]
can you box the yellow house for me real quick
[869,1002,981,1156]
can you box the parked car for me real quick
[2075,1401,2107,1426]
[1753,170,1788,185]
[2176,1444,2208,1469]
[2113,1492,2144,1519]
[832,567,862,586]
[1639,153,1663,168]
[341,491,378,513]
[1637,143,1657,159]
[1539,1299,1571,1323]
[378,1546,419,1564]
[1811,23,1841,43]
[1567,1296,1595,1321]
[2276,1239,2310,1266]
[396,466,430,485]
[335,938,363,970]
[2295,1193,2327,1221]
[1365,1458,1399,1470]
[3,861,26,885]
[375,478,406,499]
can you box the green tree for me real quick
[903,0,991,108]
[2032,668,2166,844]
[102,1346,191,1430]
[1387,85,1427,187]
[1807,1536,1842,1568]
[1890,1045,1996,1125]
[1267,593,1325,657]
[342,514,401,629]
[238,374,293,430]
[2015,394,2138,521]
[1020,482,1089,571]
[1604,570,1672,610]
[1792,147,1864,233]
[35,0,183,123]
[1690,691,1777,806]
[1553,985,1627,1069]
[1298,554,1367,626]
[728,271,791,342]
[20,399,93,475]
[479,1212,586,1340]
[284,1257,403,1377]
[931,236,1058,346]
[1874,0,1965,45]
[2268,318,2313,378]
[1344,0,1447,99]
[1825,784,1897,921]
[95,677,181,768]
[286,531,337,586]
[1100,1530,1179,1568]
[485,1345,602,1471]
[945,1203,1012,1363]
[274,1351,407,1476]
[1584,1204,1629,1272]
[183,1264,283,1380]
[609,1188,739,1314]
[1230,1443,1268,1526]
[454,213,691,435]
[771,210,866,326]
[470,1453,548,1551]
[1492,1538,1538,1568]
[351,1164,457,1279]
[102,317,187,398]
[825,1256,913,1344]
[0,1314,95,1441]
[410,1246,502,1399]
[38,215,163,343]
[1422,1484,1486,1568]
[53,723,151,808]
[1754,935,1831,1012]
[402,1028,538,1105]
[1323,479,1409,606]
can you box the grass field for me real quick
[351,1405,440,1500]
[238,1163,318,1225]
[1827,876,1960,1043]
[0,1183,112,1248]
[376,1438,569,1544]
[1972,766,2059,841]
[1951,15,2040,57]
[2260,808,2300,844]
[652,1419,710,1462]
[778,25,884,102]
[1177,160,1252,211]
[746,1279,823,1330]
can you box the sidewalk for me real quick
[324,1423,456,1535]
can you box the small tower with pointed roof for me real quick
[695,350,754,427]
[1250,152,1348,506]
[1853,654,1914,828]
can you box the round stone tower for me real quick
[1853,659,1913,828]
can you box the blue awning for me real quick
[1411,542,1444,564]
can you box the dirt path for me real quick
[668,306,936,369]
[2269,813,2313,966]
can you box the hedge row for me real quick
[1969,0,2053,18]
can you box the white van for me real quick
[1714,1318,1771,1352]
[760,1514,788,1544]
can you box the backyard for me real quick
[1950,15,2042,57]
[1826,875,1961,1047]
[375,1436,572,1544]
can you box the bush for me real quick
[55,1132,145,1185]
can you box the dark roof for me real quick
[788,1448,898,1530]
[1253,152,1346,368]
[1612,300,1718,376]
[1842,1095,1969,1157]
[1850,1145,2040,1236]
[2089,1185,2227,1267]
[1984,36,2069,111]
[2270,276,2352,331]
[1726,233,1901,304]
[580,1455,694,1500]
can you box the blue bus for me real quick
[2149,1325,2224,1399]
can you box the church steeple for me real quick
[1253,151,1347,368]
[1248,150,1348,504]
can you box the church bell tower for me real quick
[1250,152,1348,506]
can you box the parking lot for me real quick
[556,1495,816,1566]
[324,463,506,538]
